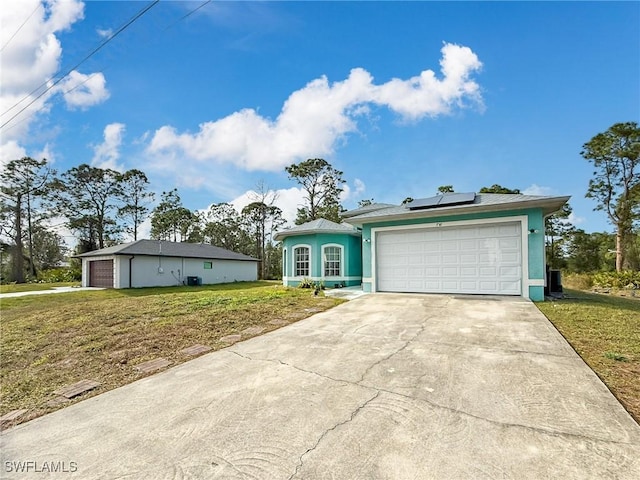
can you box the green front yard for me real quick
[0,281,342,427]
[537,289,640,423]
[1,283,638,428]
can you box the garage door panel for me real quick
[499,237,519,248]
[461,267,478,276]
[442,267,458,276]
[376,222,522,295]
[441,280,459,290]
[408,266,425,277]
[424,241,442,251]
[499,224,520,235]
[89,259,114,288]
[442,254,459,264]
[501,252,520,263]
[460,254,477,264]
[441,242,458,252]
[459,239,477,250]
[500,266,520,276]
[479,280,498,289]
[478,253,496,264]
[480,266,497,276]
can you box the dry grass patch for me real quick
[537,289,640,423]
[0,282,343,427]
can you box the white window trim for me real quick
[321,243,344,278]
[282,248,287,278]
[292,244,312,278]
[370,215,530,298]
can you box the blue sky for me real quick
[1,0,638,241]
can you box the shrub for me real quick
[592,270,640,289]
[562,272,594,290]
[38,267,82,283]
[298,277,314,289]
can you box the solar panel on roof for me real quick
[407,192,476,211]
[406,196,442,210]
[439,192,476,206]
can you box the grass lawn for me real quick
[537,289,640,423]
[0,281,343,428]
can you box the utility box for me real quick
[186,276,199,286]
[549,270,563,293]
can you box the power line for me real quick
[170,0,211,26]
[0,0,161,131]
[1,71,104,134]
[1,0,213,133]
[0,1,40,53]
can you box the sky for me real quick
[1,0,639,244]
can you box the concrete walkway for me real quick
[1,294,639,479]
[0,286,104,299]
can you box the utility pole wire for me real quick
[0,0,160,131]
[0,1,40,53]
[1,71,103,134]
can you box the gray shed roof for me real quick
[344,194,571,226]
[274,218,361,241]
[76,239,258,262]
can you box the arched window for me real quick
[323,244,343,277]
[293,245,310,277]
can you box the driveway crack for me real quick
[365,385,640,447]
[288,390,381,480]
[357,315,431,384]
[228,349,373,389]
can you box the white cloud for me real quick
[147,43,483,181]
[0,140,55,170]
[96,28,112,39]
[0,0,107,150]
[92,123,125,171]
[57,70,109,109]
[568,212,585,226]
[227,178,367,228]
[0,140,27,167]
[229,187,305,227]
[373,43,483,120]
[340,178,366,202]
[522,184,556,196]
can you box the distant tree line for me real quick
[1,122,637,283]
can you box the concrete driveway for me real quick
[1,294,639,479]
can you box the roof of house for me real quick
[344,193,571,226]
[341,203,396,218]
[273,218,361,241]
[76,239,258,261]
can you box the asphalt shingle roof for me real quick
[274,218,361,241]
[76,240,257,261]
[344,193,570,225]
[341,203,396,218]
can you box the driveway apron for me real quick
[1,294,639,479]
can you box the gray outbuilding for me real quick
[76,240,258,288]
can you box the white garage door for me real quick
[375,222,522,295]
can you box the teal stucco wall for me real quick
[281,233,362,288]
[359,208,547,300]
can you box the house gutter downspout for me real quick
[129,255,134,288]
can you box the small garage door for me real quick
[375,222,522,295]
[89,259,114,288]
